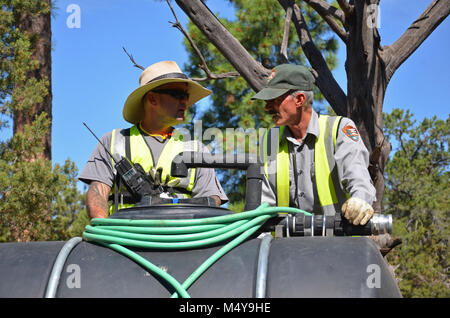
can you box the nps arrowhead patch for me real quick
[342,125,360,142]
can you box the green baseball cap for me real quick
[252,64,315,100]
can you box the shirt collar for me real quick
[282,109,320,144]
[138,123,174,139]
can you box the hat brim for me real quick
[251,87,291,101]
[123,78,212,124]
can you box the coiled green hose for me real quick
[82,203,311,298]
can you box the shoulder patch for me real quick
[342,125,359,142]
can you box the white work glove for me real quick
[341,197,374,226]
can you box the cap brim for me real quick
[251,87,290,101]
[123,78,211,124]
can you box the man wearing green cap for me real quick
[254,64,376,226]
[79,61,228,219]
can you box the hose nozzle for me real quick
[370,214,392,235]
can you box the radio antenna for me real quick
[83,122,117,164]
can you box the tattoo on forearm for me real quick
[87,181,111,218]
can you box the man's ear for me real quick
[145,92,158,106]
[294,92,307,108]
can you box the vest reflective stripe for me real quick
[262,126,289,207]
[332,117,340,149]
[315,116,338,209]
[109,128,130,214]
[263,126,291,207]
[263,115,347,213]
[110,128,124,173]
[109,126,197,214]
[276,126,290,207]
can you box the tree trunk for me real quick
[13,0,52,161]
[278,0,348,115]
[345,0,390,213]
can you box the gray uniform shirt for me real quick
[79,129,228,204]
[261,110,376,212]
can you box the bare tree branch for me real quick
[281,6,293,63]
[122,47,145,70]
[336,0,352,18]
[166,0,239,82]
[278,0,347,115]
[384,0,450,82]
[304,0,346,23]
[175,0,269,91]
[303,0,348,42]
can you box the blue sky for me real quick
[3,0,449,189]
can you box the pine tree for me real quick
[383,109,449,297]
[0,0,85,242]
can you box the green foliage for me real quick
[0,1,50,125]
[0,0,85,242]
[69,208,90,237]
[183,1,338,203]
[383,109,449,297]
[228,200,245,213]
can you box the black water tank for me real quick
[0,236,401,298]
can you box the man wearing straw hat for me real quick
[79,61,228,219]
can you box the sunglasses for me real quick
[152,89,190,100]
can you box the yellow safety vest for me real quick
[262,115,348,215]
[108,125,197,214]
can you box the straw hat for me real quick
[123,61,211,124]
